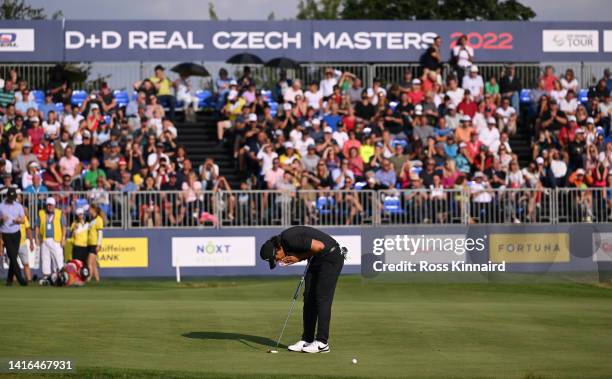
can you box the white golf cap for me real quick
[487,117,496,124]
[284,141,294,149]
[470,65,479,72]
[90,103,99,110]
[474,171,485,178]
[587,117,595,124]
[46,197,56,206]
[415,104,423,111]
[568,115,577,122]
[76,208,84,215]
[461,115,472,122]
[248,113,257,122]
[576,168,586,175]
[312,118,321,125]
[459,142,467,147]
[412,78,421,85]
[575,128,585,134]
[274,129,283,136]
[536,157,544,164]
[324,126,333,133]
[229,80,238,86]
[447,103,456,110]
[363,127,372,134]
[283,103,292,111]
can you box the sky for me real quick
[25,0,612,21]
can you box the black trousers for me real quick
[3,231,26,286]
[302,248,344,344]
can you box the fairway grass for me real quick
[1,276,611,378]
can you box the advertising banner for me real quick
[1,20,611,62]
[172,236,256,267]
[98,238,149,268]
[489,233,570,263]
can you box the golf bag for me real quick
[38,259,89,287]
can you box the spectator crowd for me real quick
[0,37,610,225]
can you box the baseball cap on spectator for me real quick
[22,141,32,148]
[283,103,292,111]
[284,142,294,149]
[470,65,479,73]
[156,142,164,148]
[587,117,595,124]
[363,127,372,135]
[412,79,421,85]
[248,113,257,122]
[324,127,333,133]
[229,80,238,86]
[46,197,56,206]
[110,141,119,148]
[304,121,312,128]
[461,115,471,122]
[459,142,467,148]
[119,158,127,166]
[312,118,321,125]
[307,144,316,150]
[536,157,544,165]
[447,103,456,110]
[568,115,577,122]
[83,130,91,138]
[90,103,99,110]
[575,128,585,134]
[376,142,384,147]
[596,126,605,135]
[415,104,423,115]
[76,208,84,216]
[30,116,40,123]
[576,168,586,175]
[473,171,485,179]
[487,117,496,125]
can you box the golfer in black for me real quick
[260,226,345,353]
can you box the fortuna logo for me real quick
[0,33,17,47]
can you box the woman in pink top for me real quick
[58,146,81,181]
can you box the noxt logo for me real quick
[196,242,231,254]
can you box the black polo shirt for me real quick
[280,226,338,256]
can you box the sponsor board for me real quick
[294,235,361,266]
[172,237,256,267]
[489,233,569,263]
[98,238,148,268]
[0,29,35,52]
[542,30,599,52]
[592,232,612,262]
[604,30,612,52]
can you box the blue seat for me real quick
[32,90,45,105]
[113,90,130,108]
[383,196,404,214]
[104,115,111,125]
[578,88,589,103]
[196,90,212,108]
[54,102,64,114]
[260,90,272,102]
[316,196,336,216]
[71,90,88,107]
[519,89,531,104]
[354,182,367,190]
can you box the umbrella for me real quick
[265,57,300,70]
[48,64,87,85]
[170,62,210,77]
[226,53,264,64]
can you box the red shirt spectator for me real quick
[458,97,478,118]
[33,139,54,163]
[542,66,558,93]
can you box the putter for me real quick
[268,259,311,354]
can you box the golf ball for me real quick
[352,358,357,364]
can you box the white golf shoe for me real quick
[287,340,309,352]
[301,340,330,353]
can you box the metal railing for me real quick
[10,187,612,229]
[2,62,608,93]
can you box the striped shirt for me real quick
[0,89,15,108]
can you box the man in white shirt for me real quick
[332,123,349,149]
[495,97,517,135]
[295,130,315,157]
[62,104,84,136]
[489,132,512,155]
[319,67,342,98]
[304,82,323,111]
[446,77,465,107]
[462,65,484,101]
[560,90,579,115]
[367,78,387,106]
[478,117,501,150]
[256,144,278,176]
[283,80,303,104]
[264,158,285,189]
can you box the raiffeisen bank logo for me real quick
[0,29,34,52]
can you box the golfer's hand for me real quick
[281,255,300,265]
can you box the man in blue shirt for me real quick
[0,187,27,286]
[38,91,56,120]
[15,89,37,117]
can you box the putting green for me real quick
[1,277,611,378]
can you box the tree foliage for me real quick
[208,2,219,21]
[0,0,63,20]
[297,0,536,20]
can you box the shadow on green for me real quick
[183,331,287,350]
